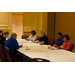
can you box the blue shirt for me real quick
[39,35,48,45]
[3,38,20,57]
[55,38,64,46]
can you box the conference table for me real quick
[16,39,75,62]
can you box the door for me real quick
[12,12,23,38]
[47,12,54,40]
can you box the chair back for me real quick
[22,35,28,39]
[71,43,74,52]
[5,46,22,62]
[0,44,5,62]
[37,36,40,40]
[30,58,50,62]
[49,39,55,46]
[5,46,11,62]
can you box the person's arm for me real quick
[33,40,44,44]
[33,40,39,43]
[60,40,64,46]
[53,44,58,47]
[55,40,58,46]
[33,37,41,43]
[2,37,6,46]
[62,43,71,50]
[53,40,58,47]
[38,41,45,44]
[26,35,31,41]
[38,37,48,44]
[59,43,64,49]
[15,40,21,49]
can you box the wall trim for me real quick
[0,28,10,29]
[0,25,8,26]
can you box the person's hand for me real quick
[20,45,23,47]
[27,39,29,41]
[26,38,29,41]
[37,40,39,42]
[53,44,58,47]
[25,38,27,40]
[33,41,35,43]
[33,41,38,43]
[53,45,55,47]
[59,46,63,48]
[33,41,36,43]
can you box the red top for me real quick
[62,42,72,51]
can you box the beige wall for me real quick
[0,12,8,25]
[23,12,48,37]
[12,12,23,38]
[55,12,75,49]
[23,12,36,36]
[0,12,12,38]
[47,12,54,40]
[42,12,48,35]
[0,12,48,38]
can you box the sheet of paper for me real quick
[20,47,27,49]
[42,45,48,47]
[25,41,32,43]
[28,43,39,45]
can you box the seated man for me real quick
[53,32,64,47]
[33,31,48,45]
[3,33,22,61]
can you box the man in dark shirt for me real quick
[33,31,48,45]
[0,30,6,47]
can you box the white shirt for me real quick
[27,35,37,41]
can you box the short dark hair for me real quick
[0,30,3,36]
[4,31,9,35]
[57,32,62,37]
[63,34,70,40]
[31,30,36,35]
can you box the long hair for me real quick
[0,30,3,36]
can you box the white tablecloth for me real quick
[17,39,75,62]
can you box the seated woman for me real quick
[26,30,37,41]
[3,31,9,42]
[0,30,5,47]
[59,34,72,51]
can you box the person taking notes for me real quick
[33,31,48,45]
[53,32,64,47]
